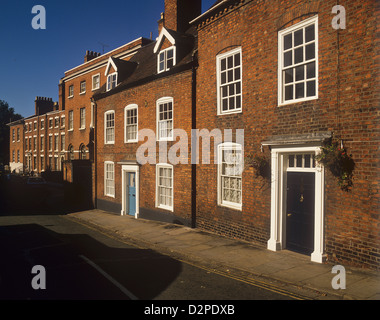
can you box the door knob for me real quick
[287,213,292,217]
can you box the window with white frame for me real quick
[158,47,175,73]
[55,117,59,128]
[40,135,44,151]
[68,110,74,130]
[48,135,53,151]
[156,164,173,211]
[61,134,65,151]
[41,156,44,171]
[104,111,115,144]
[68,85,74,97]
[106,73,117,91]
[157,97,173,141]
[217,47,242,115]
[278,16,318,105]
[12,150,15,162]
[92,74,100,90]
[61,116,65,127]
[54,134,59,151]
[80,81,86,94]
[125,104,138,143]
[17,128,20,141]
[17,150,20,163]
[34,121,37,130]
[41,119,44,129]
[12,129,15,142]
[34,136,37,151]
[80,107,86,129]
[218,143,243,210]
[49,118,53,128]
[104,162,115,197]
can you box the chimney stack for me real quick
[35,96,55,115]
[84,50,101,63]
[163,0,202,33]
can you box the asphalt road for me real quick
[0,214,299,302]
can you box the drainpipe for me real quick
[191,49,198,229]
[91,97,97,209]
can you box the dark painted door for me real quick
[286,172,315,255]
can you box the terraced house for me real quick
[8,0,379,269]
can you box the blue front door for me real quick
[128,172,136,216]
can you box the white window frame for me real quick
[156,163,174,212]
[92,73,100,91]
[124,104,138,143]
[104,161,115,198]
[17,128,20,141]
[12,129,15,142]
[60,133,65,151]
[33,135,37,151]
[80,81,86,94]
[68,85,74,98]
[217,142,243,211]
[33,121,37,131]
[216,47,243,115]
[157,46,176,73]
[106,72,117,91]
[49,118,53,128]
[80,107,86,129]
[40,119,44,129]
[90,102,95,128]
[54,133,59,151]
[54,117,59,128]
[48,134,53,151]
[61,115,65,128]
[104,110,115,144]
[156,97,174,141]
[40,135,44,151]
[41,155,44,171]
[278,15,319,106]
[68,110,74,131]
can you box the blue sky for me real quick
[0,0,215,118]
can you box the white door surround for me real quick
[264,143,326,263]
[121,164,139,219]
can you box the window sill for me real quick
[79,127,86,131]
[217,109,242,116]
[278,96,318,107]
[157,204,174,212]
[218,202,242,211]
[125,139,138,144]
[105,194,115,198]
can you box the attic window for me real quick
[107,72,117,91]
[158,47,176,73]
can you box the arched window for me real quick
[68,145,74,161]
[80,144,87,160]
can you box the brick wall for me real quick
[194,0,379,268]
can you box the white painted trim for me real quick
[106,72,118,91]
[104,161,115,198]
[278,15,319,106]
[154,28,176,53]
[157,46,177,74]
[121,165,140,219]
[156,97,174,142]
[124,104,138,143]
[217,142,243,211]
[104,110,115,144]
[216,47,243,116]
[267,144,326,263]
[105,57,118,76]
[155,163,174,212]
[92,73,100,91]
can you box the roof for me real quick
[93,27,197,100]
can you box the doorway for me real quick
[121,165,139,218]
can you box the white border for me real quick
[267,145,326,263]
[124,104,138,143]
[156,163,174,212]
[104,110,115,144]
[121,165,140,218]
[104,161,115,198]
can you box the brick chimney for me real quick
[161,0,202,33]
[84,50,101,63]
[35,97,54,115]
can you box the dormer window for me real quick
[158,47,176,73]
[107,72,117,91]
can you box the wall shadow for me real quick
[0,223,182,300]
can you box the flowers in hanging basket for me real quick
[315,140,355,191]
[246,152,270,180]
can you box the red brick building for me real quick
[92,0,200,225]
[8,97,64,174]
[8,0,379,269]
[192,0,379,268]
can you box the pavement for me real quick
[66,209,380,300]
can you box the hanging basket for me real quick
[315,140,355,191]
[246,152,270,180]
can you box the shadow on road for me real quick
[0,222,182,300]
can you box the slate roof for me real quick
[93,26,197,101]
